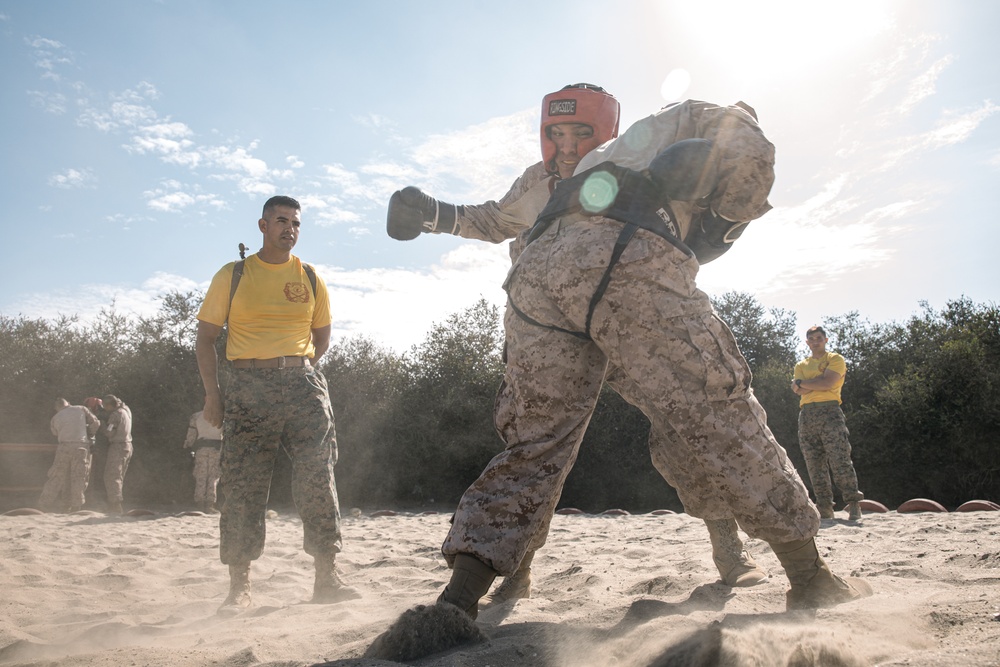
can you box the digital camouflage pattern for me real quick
[442,218,819,576]
[797,403,863,508]
[219,365,342,565]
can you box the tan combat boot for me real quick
[705,518,768,587]
[489,549,534,603]
[847,501,862,521]
[312,553,361,603]
[437,553,497,619]
[219,561,252,611]
[770,537,872,611]
[817,502,835,520]
[107,500,124,515]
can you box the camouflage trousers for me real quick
[797,403,863,507]
[442,218,818,576]
[220,365,342,565]
[104,441,132,503]
[192,444,222,504]
[38,442,91,511]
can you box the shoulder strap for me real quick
[227,260,245,319]
[303,263,317,297]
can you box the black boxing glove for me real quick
[386,186,458,241]
[646,138,719,202]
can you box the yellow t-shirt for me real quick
[198,254,332,360]
[794,351,847,406]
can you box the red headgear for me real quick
[540,83,620,174]
[84,397,103,412]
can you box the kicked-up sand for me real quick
[1,505,998,666]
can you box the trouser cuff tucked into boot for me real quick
[705,519,768,587]
[489,549,534,603]
[312,553,361,604]
[771,538,872,611]
[438,553,497,619]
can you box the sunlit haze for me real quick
[1,0,997,352]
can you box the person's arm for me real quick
[196,320,225,428]
[311,324,331,365]
[795,368,842,393]
[84,408,100,437]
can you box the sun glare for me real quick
[664,1,896,79]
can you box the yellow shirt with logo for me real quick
[197,254,331,360]
[793,351,847,407]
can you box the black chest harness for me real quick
[508,162,694,341]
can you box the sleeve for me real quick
[310,265,332,329]
[792,360,805,381]
[451,163,552,243]
[694,102,775,223]
[827,354,847,376]
[84,408,100,437]
[197,263,236,327]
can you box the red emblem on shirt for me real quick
[284,282,310,303]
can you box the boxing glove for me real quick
[386,186,458,241]
[646,138,719,202]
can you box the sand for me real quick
[1,506,998,666]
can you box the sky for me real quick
[1,0,998,354]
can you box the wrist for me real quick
[795,379,803,388]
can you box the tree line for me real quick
[0,292,997,512]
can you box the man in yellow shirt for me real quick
[792,326,864,521]
[196,195,358,612]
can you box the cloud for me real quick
[48,167,96,189]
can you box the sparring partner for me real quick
[387,84,770,604]
[392,88,873,616]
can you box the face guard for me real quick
[540,83,620,174]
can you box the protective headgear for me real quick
[541,83,620,174]
[84,397,103,412]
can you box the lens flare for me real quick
[579,171,619,212]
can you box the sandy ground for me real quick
[1,506,998,667]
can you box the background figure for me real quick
[196,194,357,612]
[184,409,223,514]
[792,325,864,521]
[83,396,108,509]
[101,394,133,515]
[38,398,99,513]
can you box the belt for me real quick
[231,356,311,369]
[801,400,841,410]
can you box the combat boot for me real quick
[437,553,497,619]
[219,562,252,611]
[847,501,862,521]
[202,502,220,515]
[817,502,835,520]
[706,518,768,587]
[770,538,872,611]
[107,500,124,515]
[489,550,534,603]
[312,553,361,603]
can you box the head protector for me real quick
[84,397,103,412]
[541,83,620,174]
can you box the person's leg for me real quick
[218,369,283,609]
[193,448,208,506]
[104,442,132,514]
[283,365,357,603]
[798,408,834,517]
[442,223,610,617]
[67,445,91,512]
[206,448,222,512]
[38,445,71,512]
[817,405,863,518]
